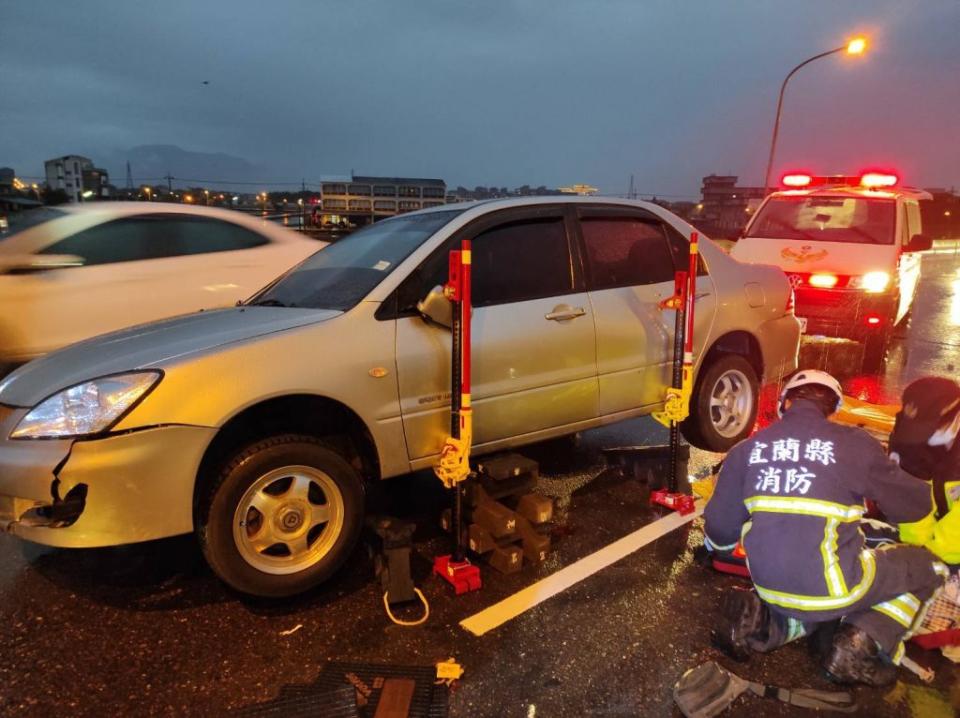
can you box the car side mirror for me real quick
[417,284,452,329]
[0,253,84,275]
[906,233,932,253]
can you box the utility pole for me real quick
[125,162,133,190]
[164,173,174,194]
[629,174,635,199]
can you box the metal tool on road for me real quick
[651,232,700,509]
[432,241,482,595]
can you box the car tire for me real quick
[861,333,889,374]
[682,354,759,453]
[196,434,364,597]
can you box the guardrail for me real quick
[930,239,960,255]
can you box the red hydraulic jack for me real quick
[650,232,700,516]
[432,240,482,595]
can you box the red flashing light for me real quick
[809,273,839,289]
[782,173,812,188]
[864,314,883,326]
[860,172,898,188]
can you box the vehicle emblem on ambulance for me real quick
[781,245,828,264]
[787,273,804,289]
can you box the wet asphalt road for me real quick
[2,251,960,717]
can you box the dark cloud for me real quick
[1,1,957,195]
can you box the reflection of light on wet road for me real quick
[951,268,960,326]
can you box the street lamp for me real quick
[763,36,868,195]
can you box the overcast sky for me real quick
[2,1,958,197]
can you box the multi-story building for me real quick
[315,175,447,228]
[693,174,765,239]
[44,155,110,203]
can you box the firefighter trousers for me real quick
[748,545,948,662]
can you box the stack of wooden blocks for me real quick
[440,453,553,574]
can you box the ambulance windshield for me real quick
[746,196,896,245]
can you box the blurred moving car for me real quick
[0,197,799,596]
[0,203,322,372]
[732,172,932,371]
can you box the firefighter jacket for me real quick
[897,441,960,565]
[704,399,933,613]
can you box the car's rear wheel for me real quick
[682,354,759,452]
[197,434,364,597]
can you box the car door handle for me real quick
[545,305,586,321]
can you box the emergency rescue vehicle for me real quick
[732,173,932,371]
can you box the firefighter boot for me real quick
[711,589,768,662]
[822,624,897,688]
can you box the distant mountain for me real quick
[101,144,265,189]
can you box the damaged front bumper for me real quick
[0,405,216,548]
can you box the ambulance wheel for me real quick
[682,355,759,453]
[861,334,889,374]
[197,434,365,597]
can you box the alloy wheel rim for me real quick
[233,465,344,575]
[709,369,754,439]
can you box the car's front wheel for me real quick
[682,354,759,452]
[197,434,364,597]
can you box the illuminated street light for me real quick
[846,37,867,55]
[763,35,869,194]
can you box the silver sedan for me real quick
[0,197,799,596]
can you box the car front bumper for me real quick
[0,406,215,548]
[795,289,897,341]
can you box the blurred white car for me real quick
[0,202,322,370]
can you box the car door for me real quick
[393,207,599,462]
[575,206,717,416]
[898,200,923,321]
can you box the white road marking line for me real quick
[460,500,704,636]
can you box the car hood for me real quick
[0,306,341,407]
[731,237,896,275]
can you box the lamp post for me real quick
[763,36,867,195]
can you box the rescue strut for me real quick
[432,240,482,594]
[650,232,700,515]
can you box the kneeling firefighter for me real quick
[704,370,949,686]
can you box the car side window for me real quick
[38,217,177,265]
[904,202,922,243]
[580,217,676,289]
[665,223,708,276]
[471,218,573,307]
[170,217,269,254]
[39,215,269,266]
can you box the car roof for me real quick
[409,194,674,216]
[769,186,933,201]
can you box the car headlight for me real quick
[11,371,162,439]
[850,271,891,293]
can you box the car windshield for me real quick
[249,209,463,311]
[0,207,66,239]
[745,196,896,245]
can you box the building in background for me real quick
[315,175,447,228]
[44,155,111,203]
[691,175,765,239]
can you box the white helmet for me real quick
[778,370,843,416]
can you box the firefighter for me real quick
[705,370,948,686]
[890,376,960,567]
